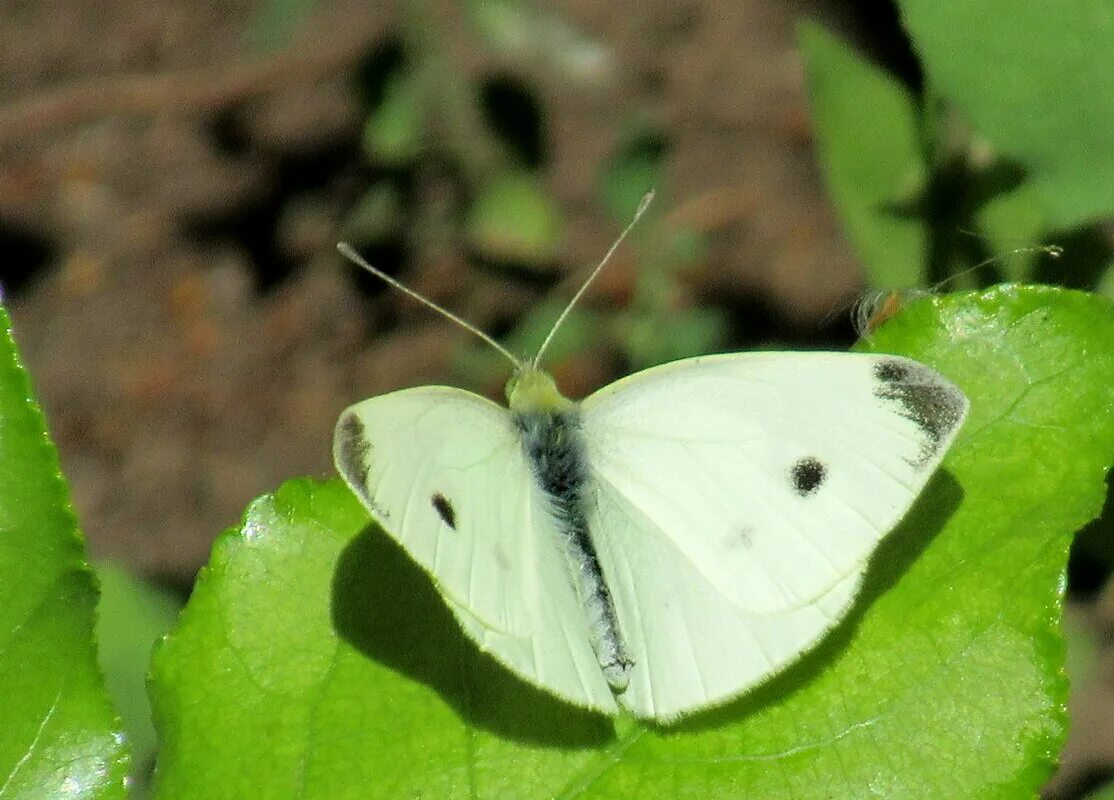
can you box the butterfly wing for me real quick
[580,352,967,719]
[335,387,617,713]
[590,493,863,721]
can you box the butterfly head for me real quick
[506,365,573,414]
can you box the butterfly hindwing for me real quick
[335,387,617,713]
[589,485,864,720]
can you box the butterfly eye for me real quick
[790,457,827,496]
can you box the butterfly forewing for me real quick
[335,386,617,713]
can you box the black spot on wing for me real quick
[431,493,457,529]
[790,457,826,496]
[873,358,966,467]
[337,413,372,488]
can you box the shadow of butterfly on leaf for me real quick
[331,519,614,747]
[330,468,963,741]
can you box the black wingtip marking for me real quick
[874,358,966,467]
[790,456,826,497]
[337,413,372,487]
[431,493,457,529]
[875,359,910,383]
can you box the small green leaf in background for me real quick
[896,0,1114,228]
[465,171,562,264]
[973,183,1048,283]
[342,183,406,246]
[1084,782,1114,800]
[799,21,929,290]
[1062,609,1099,691]
[149,288,1113,799]
[453,295,608,391]
[247,0,316,52]
[0,306,129,798]
[465,0,613,83]
[95,563,183,798]
[598,122,667,224]
[362,68,427,167]
[622,306,728,370]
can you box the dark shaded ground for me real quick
[0,0,1107,794]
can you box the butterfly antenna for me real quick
[840,240,1063,336]
[336,242,522,368]
[532,190,655,368]
[945,232,1063,290]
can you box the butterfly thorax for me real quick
[509,366,633,692]
[506,365,573,414]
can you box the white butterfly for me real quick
[333,208,968,722]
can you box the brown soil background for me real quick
[0,1,1109,795]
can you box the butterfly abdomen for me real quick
[514,409,633,691]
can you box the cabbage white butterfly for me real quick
[334,201,967,721]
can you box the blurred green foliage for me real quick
[247,0,315,51]
[341,1,722,387]
[95,564,183,799]
[800,7,1114,296]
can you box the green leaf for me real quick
[246,0,316,52]
[465,172,562,264]
[896,0,1114,228]
[455,294,608,382]
[342,183,406,245]
[362,69,426,167]
[0,307,129,797]
[1083,781,1114,800]
[150,288,1113,798]
[1061,608,1099,692]
[597,122,667,223]
[95,563,183,795]
[465,0,612,82]
[622,306,729,370]
[799,22,929,290]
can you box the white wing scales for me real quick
[335,387,617,713]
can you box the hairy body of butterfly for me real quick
[335,353,968,722]
[514,407,633,690]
